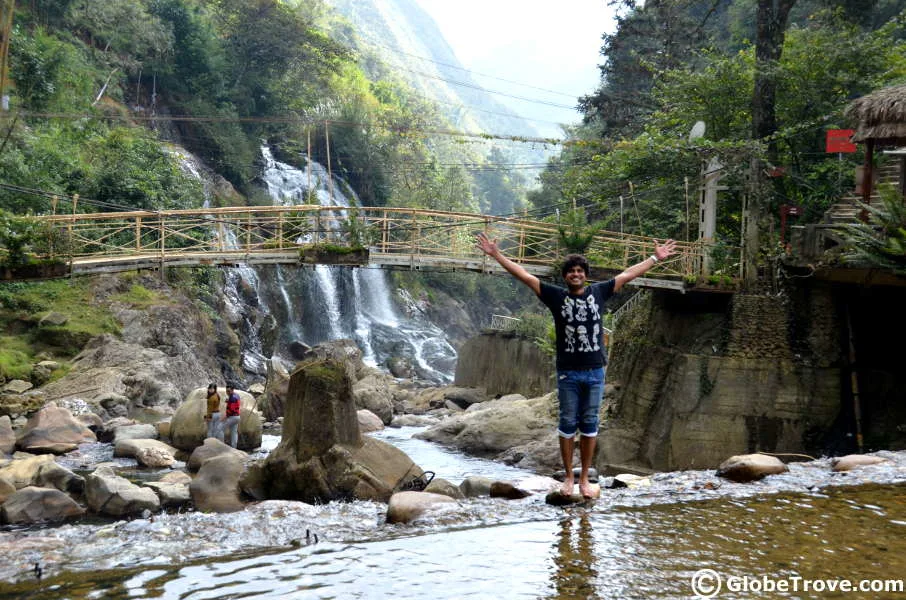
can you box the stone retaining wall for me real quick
[601,282,843,471]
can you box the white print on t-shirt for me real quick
[561,297,576,323]
[587,295,600,320]
[564,325,576,352]
[576,299,588,322]
[559,293,603,354]
[577,325,593,352]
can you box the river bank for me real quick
[1,427,904,597]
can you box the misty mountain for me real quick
[324,0,555,172]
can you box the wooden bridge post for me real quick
[158,213,165,281]
[482,217,491,272]
[381,210,389,253]
[68,194,78,279]
[277,211,283,250]
[306,129,313,204]
[325,121,334,205]
[410,212,418,268]
[518,225,526,261]
[49,196,58,260]
[135,217,141,252]
[246,210,251,255]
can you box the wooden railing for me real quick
[27,206,736,285]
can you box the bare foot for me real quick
[560,477,575,496]
[579,481,599,499]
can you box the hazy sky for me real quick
[414,0,617,136]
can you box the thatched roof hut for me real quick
[845,84,906,201]
[846,84,906,144]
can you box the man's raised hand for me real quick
[475,232,498,256]
[654,239,677,261]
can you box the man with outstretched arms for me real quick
[476,232,676,498]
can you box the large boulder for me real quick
[0,453,85,496]
[352,373,395,424]
[246,345,424,504]
[716,454,789,483]
[1,486,86,524]
[260,358,291,422]
[0,416,14,455]
[15,402,97,454]
[169,387,262,451]
[187,438,247,472]
[86,466,160,517]
[189,453,247,512]
[415,392,559,468]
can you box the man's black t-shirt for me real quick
[538,280,616,371]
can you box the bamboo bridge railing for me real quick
[22,206,736,290]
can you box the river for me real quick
[1,428,905,599]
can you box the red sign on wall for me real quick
[826,129,856,153]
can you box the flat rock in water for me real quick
[831,454,889,472]
[545,484,600,506]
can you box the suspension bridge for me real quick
[6,205,740,291]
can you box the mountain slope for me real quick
[325,0,552,142]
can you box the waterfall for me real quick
[253,146,455,381]
[173,144,457,382]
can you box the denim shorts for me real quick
[556,367,605,438]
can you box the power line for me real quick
[401,68,579,110]
[369,41,586,99]
[18,110,567,145]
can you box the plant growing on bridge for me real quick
[557,208,604,255]
[340,208,376,249]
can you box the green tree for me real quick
[77,128,203,211]
[473,147,525,216]
[65,0,174,73]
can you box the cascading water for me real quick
[240,146,456,382]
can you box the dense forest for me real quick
[0,0,903,268]
[530,0,906,269]
[0,0,533,227]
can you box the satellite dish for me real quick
[689,121,706,141]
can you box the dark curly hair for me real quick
[561,254,590,277]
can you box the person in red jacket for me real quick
[222,384,241,448]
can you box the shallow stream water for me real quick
[1,429,905,599]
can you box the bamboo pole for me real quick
[158,213,165,281]
[307,128,313,204]
[325,122,334,206]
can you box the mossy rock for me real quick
[32,326,94,354]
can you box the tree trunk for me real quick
[752,0,797,162]
[747,0,797,287]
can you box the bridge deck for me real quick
[12,206,736,291]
